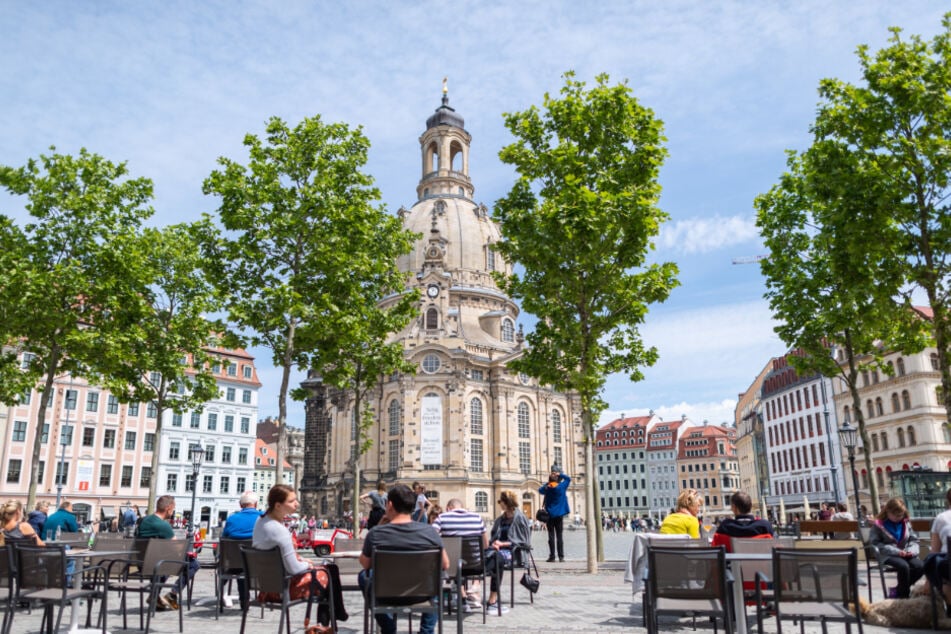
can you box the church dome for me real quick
[426,94,466,131]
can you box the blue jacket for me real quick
[539,473,571,518]
[222,507,263,539]
[43,508,79,540]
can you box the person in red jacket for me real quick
[712,491,773,552]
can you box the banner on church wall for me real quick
[420,395,443,465]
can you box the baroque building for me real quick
[301,90,585,521]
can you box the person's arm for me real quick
[559,473,571,488]
[481,528,490,550]
[21,522,45,547]
[359,536,373,570]
[441,547,449,571]
[903,524,920,556]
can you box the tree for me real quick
[755,147,927,515]
[0,148,153,509]
[201,115,419,490]
[493,72,679,573]
[98,222,224,516]
[809,15,951,421]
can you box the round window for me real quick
[518,372,530,385]
[422,354,441,374]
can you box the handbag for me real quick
[535,508,550,523]
[520,571,540,593]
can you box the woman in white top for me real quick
[925,488,951,611]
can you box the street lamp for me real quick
[838,420,863,525]
[55,426,70,507]
[187,445,205,547]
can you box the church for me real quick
[300,89,586,522]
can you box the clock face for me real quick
[427,285,439,298]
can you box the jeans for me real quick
[547,514,565,559]
[173,556,201,594]
[358,569,438,634]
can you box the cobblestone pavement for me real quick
[10,529,930,633]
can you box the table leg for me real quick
[732,571,747,634]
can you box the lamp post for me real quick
[55,380,75,508]
[187,445,205,548]
[838,421,863,525]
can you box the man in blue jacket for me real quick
[221,491,262,539]
[43,500,80,540]
[538,465,571,562]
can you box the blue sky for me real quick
[2,1,947,429]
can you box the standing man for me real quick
[359,484,448,634]
[539,465,571,562]
[433,499,488,612]
[137,495,200,611]
[44,500,80,540]
[222,491,262,539]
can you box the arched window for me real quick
[425,307,438,330]
[470,398,483,435]
[902,390,911,410]
[886,360,894,375]
[486,247,496,271]
[906,425,916,446]
[501,319,515,342]
[876,468,885,488]
[896,357,906,376]
[388,399,400,436]
[897,428,905,448]
[880,432,889,450]
[872,434,880,452]
[875,397,884,416]
[474,491,488,513]
[866,399,874,419]
[891,393,901,413]
[872,370,879,384]
[517,402,530,438]
[552,409,562,443]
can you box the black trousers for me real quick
[546,515,564,559]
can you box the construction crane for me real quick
[732,255,769,265]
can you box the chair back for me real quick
[458,534,485,576]
[731,536,793,588]
[241,545,287,596]
[15,544,67,592]
[333,538,364,554]
[218,538,251,574]
[141,539,189,577]
[92,535,131,551]
[371,549,442,604]
[442,536,462,580]
[772,547,858,605]
[647,545,729,602]
[0,545,13,593]
[55,532,89,545]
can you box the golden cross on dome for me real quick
[442,77,448,94]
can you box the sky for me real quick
[2,1,947,430]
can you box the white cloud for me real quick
[658,215,760,254]
[599,399,739,428]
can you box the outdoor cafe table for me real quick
[64,548,135,634]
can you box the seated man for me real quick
[221,491,263,609]
[433,498,488,611]
[137,495,200,610]
[43,500,80,540]
[359,484,448,634]
[712,491,773,551]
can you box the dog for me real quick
[854,583,951,629]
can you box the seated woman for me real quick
[869,497,924,598]
[659,489,702,538]
[485,490,531,613]
[924,488,951,610]
[1,499,45,545]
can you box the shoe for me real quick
[155,595,172,612]
[164,593,180,610]
[559,557,565,562]
[546,556,556,562]
[887,586,898,599]
[486,601,509,614]
[462,603,474,613]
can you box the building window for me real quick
[226,387,236,402]
[6,459,21,483]
[124,432,136,450]
[107,395,119,414]
[208,413,217,431]
[243,366,252,379]
[144,433,155,452]
[552,409,562,443]
[897,428,905,447]
[470,398,483,435]
[875,397,884,417]
[237,477,246,492]
[139,466,151,488]
[167,473,177,492]
[227,362,237,376]
[146,402,157,418]
[519,441,531,474]
[169,441,180,461]
[203,475,213,493]
[517,402,530,438]
[171,412,182,427]
[220,476,230,494]
[242,390,252,404]
[421,354,440,374]
[881,432,889,450]
[907,425,916,446]
[470,438,483,472]
[103,429,116,449]
[241,417,250,434]
[185,474,195,493]
[425,308,439,330]
[128,402,139,416]
[120,466,133,487]
[902,390,911,410]
[99,464,112,487]
[86,392,99,412]
[187,412,198,428]
[222,446,232,464]
[896,357,906,375]
[388,400,401,436]
[82,427,95,447]
[486,247,496,271]
[892,393,901,413]
[12,420,27,442]
[61,425,74,445]
[475,491,488,513]
[388,439,400,471]
[205,446,215,463]
[224,415,234,432]
[931,352,940,370]
[65,389,78,410]
[238,448,248,465]
[501,319,515,343]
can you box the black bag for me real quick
[520,571,540,593]
[535,508,550,523]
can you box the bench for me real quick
[795,520,859,537]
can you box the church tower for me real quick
[301,86,584,522]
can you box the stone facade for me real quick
[301,92,585,523]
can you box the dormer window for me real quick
[501,319,515,342]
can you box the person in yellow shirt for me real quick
[659,489,702,538]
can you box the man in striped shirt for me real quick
[433,499,489,612]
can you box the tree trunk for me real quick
[582,406,599,573]
[27,346,61,510]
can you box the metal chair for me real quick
[645,545,733,634]
[454,534,490,625]
[364,548,443,634]
[0,545,15,634]
[929,536,951,629]
[215,538,251,618]
[759,547,863,634]
[329,538,364,593]
[15,543,106,634]
[107,538,189,633]
[240,545,332,634]
[499,543,538,608]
